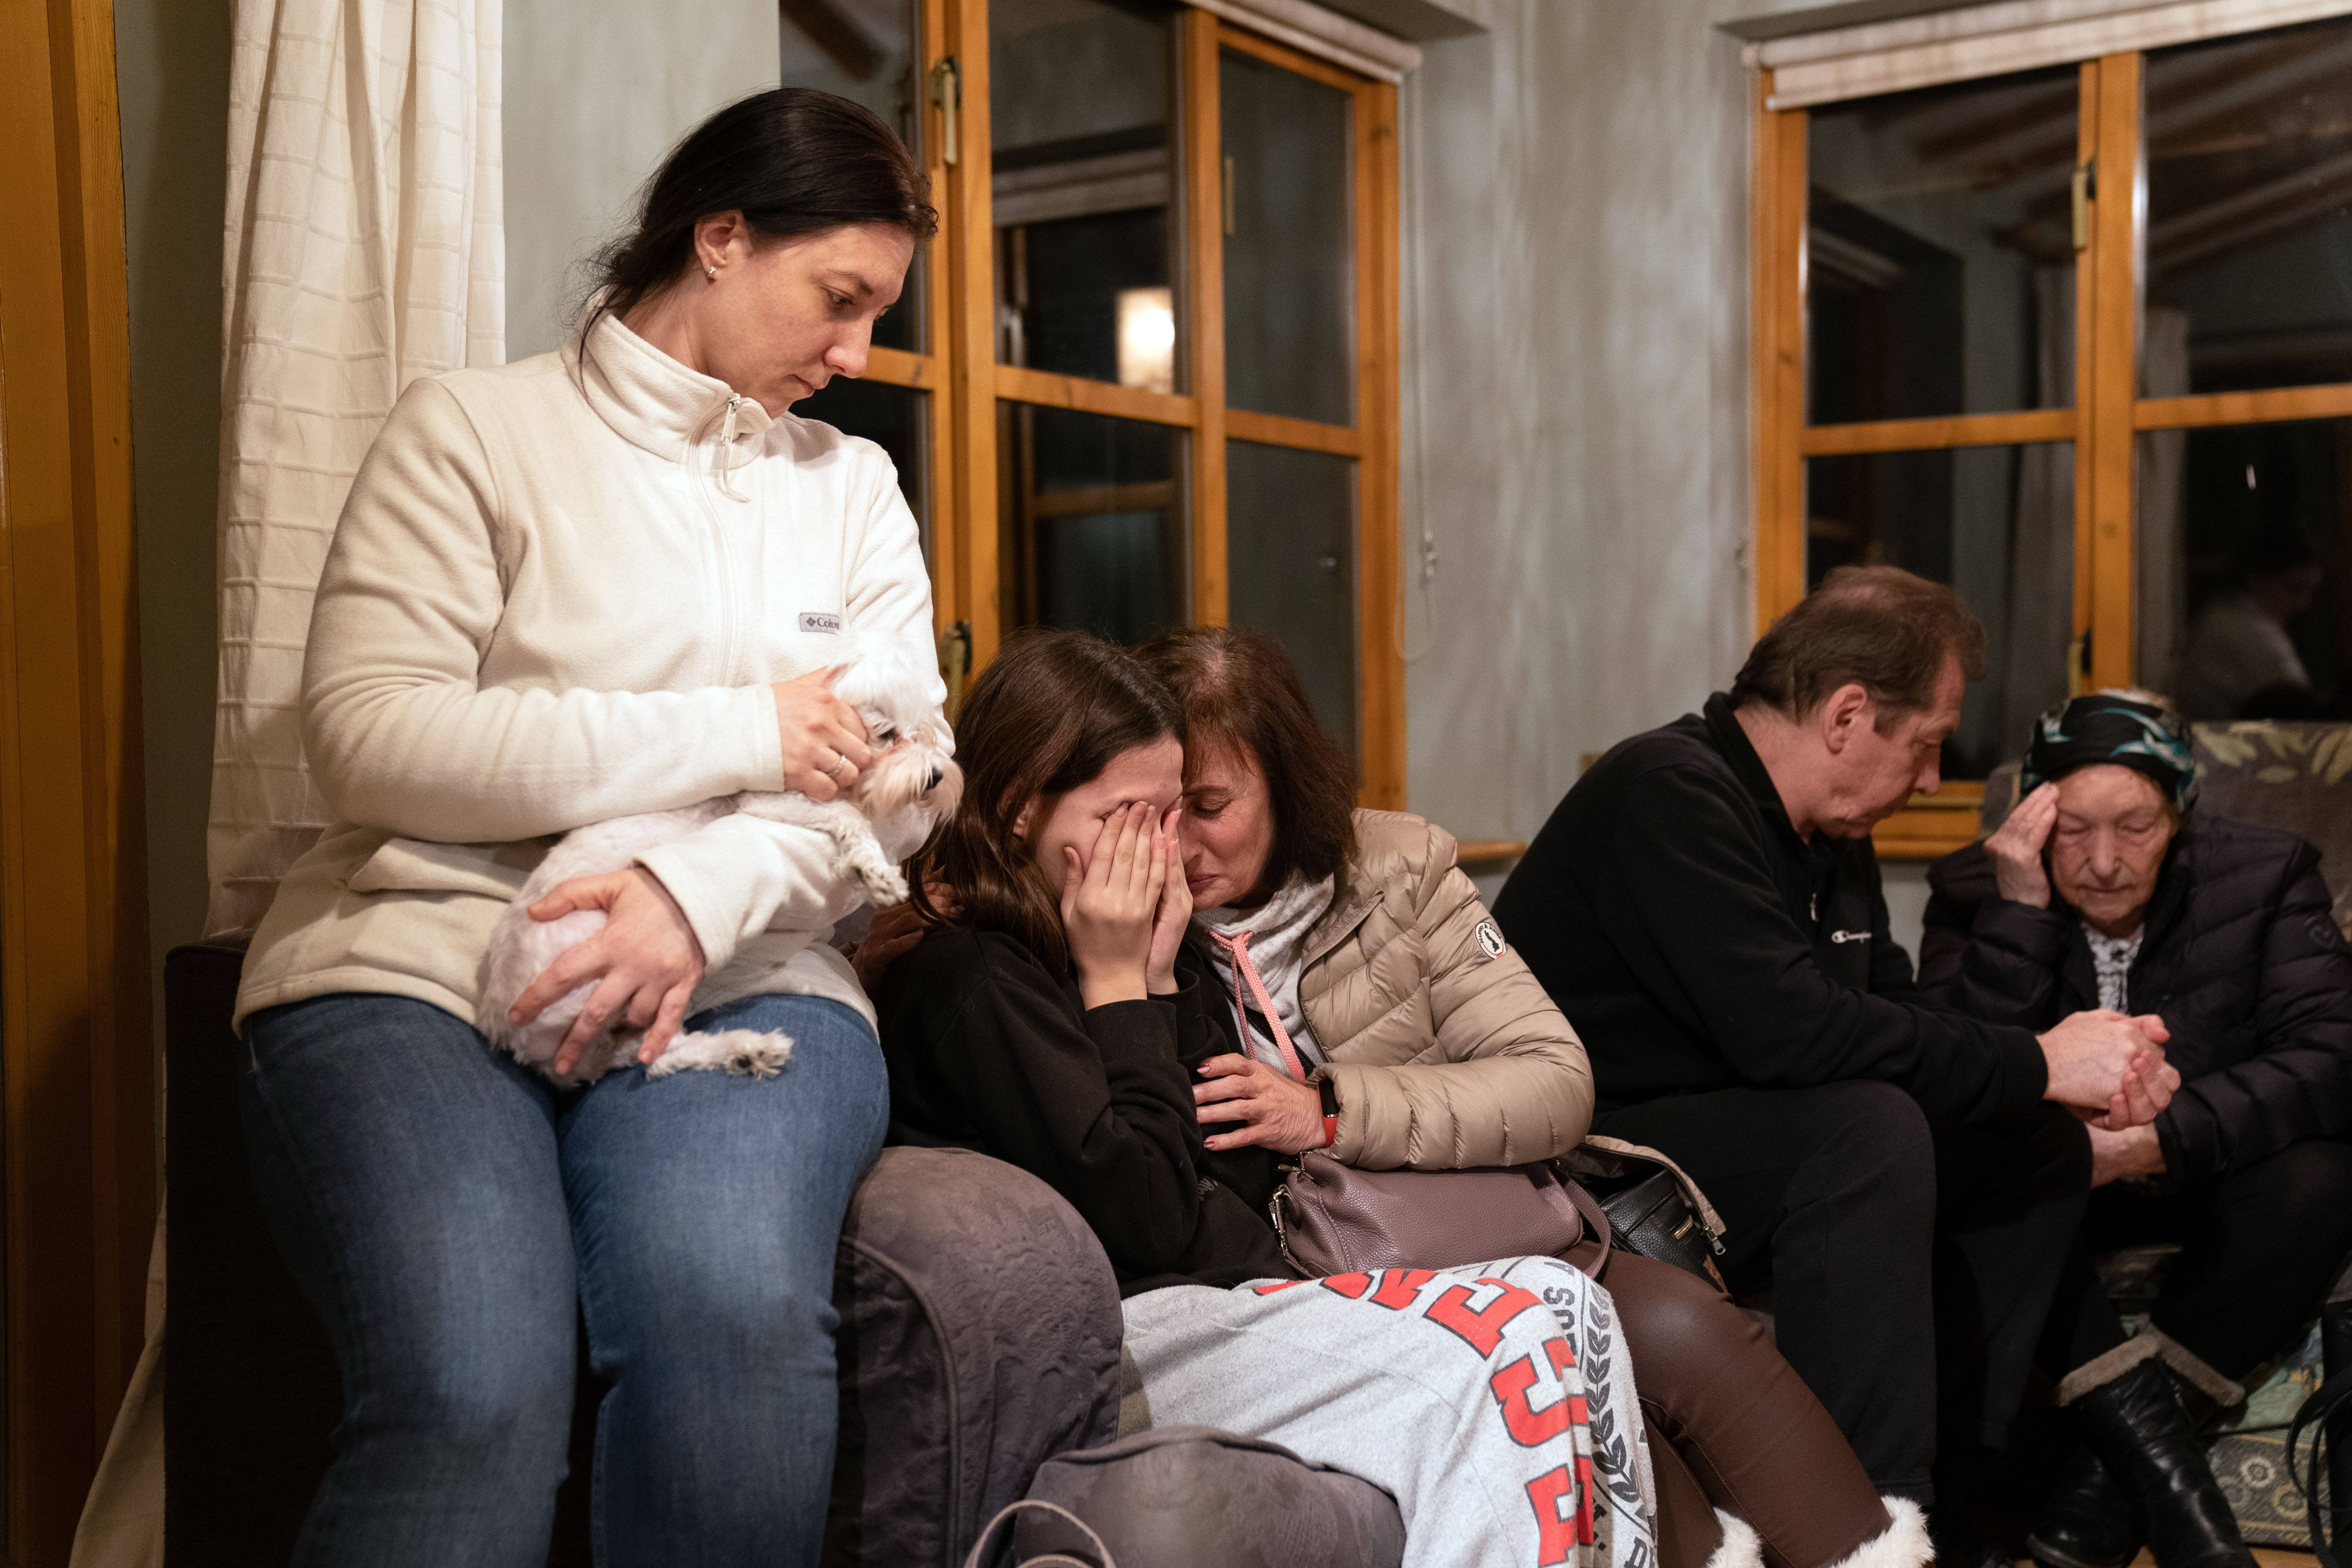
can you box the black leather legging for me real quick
[2057,1137,2352,1382]
[1577,1245,1899,1568]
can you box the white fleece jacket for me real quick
[234,314,944,1033]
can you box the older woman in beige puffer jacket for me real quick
[1271,807,1590,1170]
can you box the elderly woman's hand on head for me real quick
[1986,782,2059,907]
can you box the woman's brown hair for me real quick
[914,628,1181,968]
[1138,627,1356,899]
[577,87,938,352]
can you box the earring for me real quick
[705,264,717,280]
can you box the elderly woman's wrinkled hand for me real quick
[1194,1053,1327,1153]
[2087,1122,2167,1186]
[1986,781,2059,907]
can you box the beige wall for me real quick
[504,0,781,359]
[1397,0,1756,852]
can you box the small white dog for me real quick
[476,634,961,1086]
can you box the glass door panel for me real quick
[990,0,1177,385]
[1805,442,2074,776]
[1227,439,1358,763]
[780,0,926,352]
[1221,48,1353,425]
[1806,66,2080,423]
[2139,417,2352,719]
[2145,16,2352,396]
[1001,404,1185,643]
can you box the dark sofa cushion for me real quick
[1017,1426,1407,1568]
[825,1145,1124,1567]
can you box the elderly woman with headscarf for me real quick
[1918,692,2352,1568]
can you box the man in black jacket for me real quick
[1494,567,2177,1560]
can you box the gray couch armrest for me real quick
[824,1145,1123,1568]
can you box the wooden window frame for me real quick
[1754,36,2352,860]
[914,0,1406,806]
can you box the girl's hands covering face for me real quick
[1145,804,1191,995]
[1061,802,1169,1010]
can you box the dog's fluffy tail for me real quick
[644,1028,794,1080]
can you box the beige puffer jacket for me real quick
[1289,810,1594,1170]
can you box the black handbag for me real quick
[1558,1137,1729,1290]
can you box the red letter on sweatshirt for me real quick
[1490,1345,1588,1447]
[1527,1465,1579,1565]
[1425,1278,1545,1356]
[1320,1272,1374,1300]
[1369,1268,1437,1310]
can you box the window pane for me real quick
[781,0,925,353]
[1227,440,1358,764]
[1807,67,2079,424]
[2145,17,2352,396]
[1000,404,1184,644]
[2138,418,2351,719]
[1806,442,2074,777]
[991,0,1176,385]
[795,379,928,551]
[1222,49,1353,426]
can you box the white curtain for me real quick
[208,0,504,933]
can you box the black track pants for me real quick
[1597,1083,2090,1503]
[2057,1136,2352,1383]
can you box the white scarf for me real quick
[1196,873,1337,1074]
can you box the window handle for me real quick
[930,57,961,167]
[2071,159,2095,253]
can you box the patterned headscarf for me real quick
[2021,695,2199,811]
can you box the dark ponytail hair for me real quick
[578,87,937,348]
[914,629,1182,971]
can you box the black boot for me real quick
[2026,1445,2140,1568]
[2072,1359,2254,1568]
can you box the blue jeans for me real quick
[241,991,889,1568]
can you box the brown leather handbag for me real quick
[1269,1150,1612,1278]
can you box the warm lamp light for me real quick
[1116,286,1176,395]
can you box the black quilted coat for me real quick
[1919,813,2352,1186]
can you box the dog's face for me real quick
[830,634,963,854]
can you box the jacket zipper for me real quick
[698,395,747,682]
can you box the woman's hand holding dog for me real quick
[773,666,874,801]
[510,866,706,1076]
[1064,802,1170,1010]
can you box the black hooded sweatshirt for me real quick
[1492,693,2048,1123]
[1919,813,2352,1185]
[872,923,1293,1297]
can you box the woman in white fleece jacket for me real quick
[232,91,942,1568]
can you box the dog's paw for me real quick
[645,1029,794,1080]
[857,861,911,905]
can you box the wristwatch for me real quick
[1317,1074,1340,1150]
